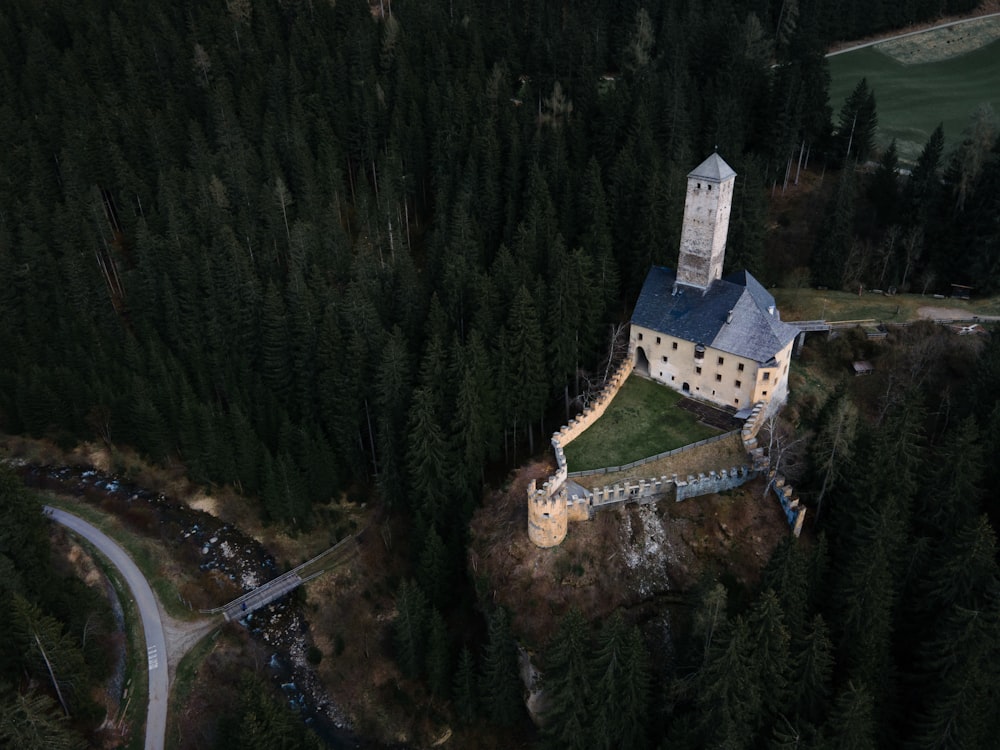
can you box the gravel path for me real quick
[827,9,1000,57]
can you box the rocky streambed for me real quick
[12,461,364,748]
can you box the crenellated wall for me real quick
[528,357,634,548]
[768,471,807,537]
[528,366,807,547]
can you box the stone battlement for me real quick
[528,383,806,546]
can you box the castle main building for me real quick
[630,154,798,412]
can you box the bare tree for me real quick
[761,413,809,495]
[812,394,858,522]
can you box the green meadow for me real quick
[828,32,1000,163]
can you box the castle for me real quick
[526,153,805,549]
[630,153,798,413]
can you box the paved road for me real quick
[827,11,1000,56]
[45,506,167,750]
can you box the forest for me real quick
[0,0,997,747]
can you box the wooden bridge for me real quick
[201,535,358,622]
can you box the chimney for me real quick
[726,310,734,324]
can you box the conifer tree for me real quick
[590,611,650,750]
[393,580,429,679]
[541,609,593,749]
[452,646,479,724]
[425,608,452,698]
[822,682,877,750]
[789,615,834,725]
[480,607,523,727]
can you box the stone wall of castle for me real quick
[528,361,806,548]
[527,357,634,548]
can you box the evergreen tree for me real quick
[789,615,834,725]
[834,78,878,164]
[425,608,452,698]
[822,682,877,750]
[480,607,523,727]
[452,646,479,724]
[392,580,429,679]
[541,609,593,749]
[695,616,762,749]
[811,167,856,289]
[589,611,650,750]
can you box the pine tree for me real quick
[811,167,856,289]
[835,78,878,164]
[589,611,650,750]
[541,609,593,749]
[452,646,479,724]
[695,616,762,748]
[416,525,451,609]
[822,682,877,750]
[747,590,792,720]
[480,607,523,727]
[0,687,86,750]
[789,615,834,725]
[392,579,429,679]
[425,608,452,698]
[499,286,547,455]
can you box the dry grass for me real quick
[570,432,748,489]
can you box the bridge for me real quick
[202,535,358,622]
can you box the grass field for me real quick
[829,30,1000,162]
[771,287,1000,321]
[562,376,721,472]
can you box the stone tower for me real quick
[675,153,737,289]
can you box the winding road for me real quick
[44,506,168,750]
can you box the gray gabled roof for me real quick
[689,153,737,182]
[631,267,799,363]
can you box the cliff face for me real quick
[471,465,790,648]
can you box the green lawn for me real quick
[829,31,1000,162]
[563,376,722,472]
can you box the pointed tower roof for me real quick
[688,152,736,182]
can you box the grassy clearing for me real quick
[771,287,1000,322]
[829,32,1000,162]
[36,493,196,620]
[563,376,722,472]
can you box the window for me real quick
[718,356,724,365]
[672,342,678,350]
[656,336,661,344]
[735,380,742,388]
[762,391,768,397]
[738,363,744,372]
[708,184,713,191]
[662,356,668,363]
[696,182,701,189]
[696,366,702,375]
[735,398,740,405]
[715,374,722,382]
[637,332,643,341]
[763,371,770,381]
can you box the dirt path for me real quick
[917,306,1000,321]
[827,4,1000,56]
[158,610,220,683]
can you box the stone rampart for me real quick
[675,466,757,502]
[527,357,634,548]
[769,471,806,537]
[527,374,803,546]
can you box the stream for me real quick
[14,462,372,749]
